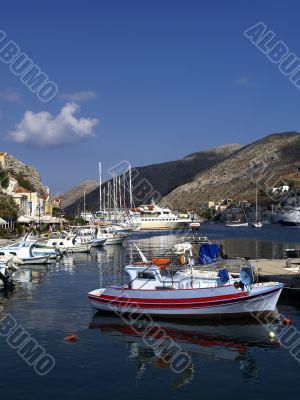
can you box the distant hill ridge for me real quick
[61,180,98,209]
[161,131,300,211]
[62,143,242,213]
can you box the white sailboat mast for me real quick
[129,165,133,208]
[103,186,106,213]
[119,176,122,211]
[123,173,126,207]
[255,185,258,221]
[99,162,102,212]
[83,190,86,221]
[113,172,116,221]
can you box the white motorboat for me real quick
[95,228,127,245]
[88,241,283,319]
[88,261,282,318]
[274,207,300,226]
[43,235,92,253]
[68,226,107,247]
[0,241,51,265]
[110,222,141,233]
[23,234,63,260]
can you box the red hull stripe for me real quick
[98,291,248,304]
[88,287,281,309]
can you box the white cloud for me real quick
[234,77,251,87]
[0,90,22,103]
[59,90,97,102]
[9,103,98,149]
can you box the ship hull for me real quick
[88,283,283,318]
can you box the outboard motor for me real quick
[234,266,254,291]
[0,270,15,289]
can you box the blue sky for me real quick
[1,0,300,193]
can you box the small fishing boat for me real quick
[44,235,92,253]
[226,221,249,227]
[88,244,283,319]
[226,202,249,227]
[0,241,52,264]
[23,234,64,260]
[95,229,127,245]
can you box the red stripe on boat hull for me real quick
[88,287,281,309]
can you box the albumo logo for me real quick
[0,313,56,376]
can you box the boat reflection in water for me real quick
[89,313,280,388]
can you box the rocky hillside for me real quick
[161,132,300,211]
[63,144,241,213]
[7,154,48,194]
[61,180,98,209]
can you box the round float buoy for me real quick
[282,318,292,326]
[269,331,276,338]
[64,335,78,342]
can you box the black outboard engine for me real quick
[234,266,254,291]
[0,270,15,289]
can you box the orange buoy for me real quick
[282,318,292,326]
[64,335,78,342]
[154,358,170,369]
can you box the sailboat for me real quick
[251,186,263,228]
[225,202,249,227]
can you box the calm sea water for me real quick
[1,224,300,399]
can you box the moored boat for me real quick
[0,241,52,264]
[43,235,92,253]
[88,260,283,318]
[226,221,249,227]
[130,203,192,231]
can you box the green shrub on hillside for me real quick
[0,193,19,219]
[16,175,36,192]
[0,167,9,189]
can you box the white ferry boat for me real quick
[274,206,300,226]
[130,203,192,230]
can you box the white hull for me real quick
[275,209,300,225]
[251,222,263,228]
[105,237,126,245]
[89,283,283,318]
[66,244,92,253]
[91,238,107,247]
[226,222,249,227]
[21,256,52,265]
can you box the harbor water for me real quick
[1,224,300,399]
